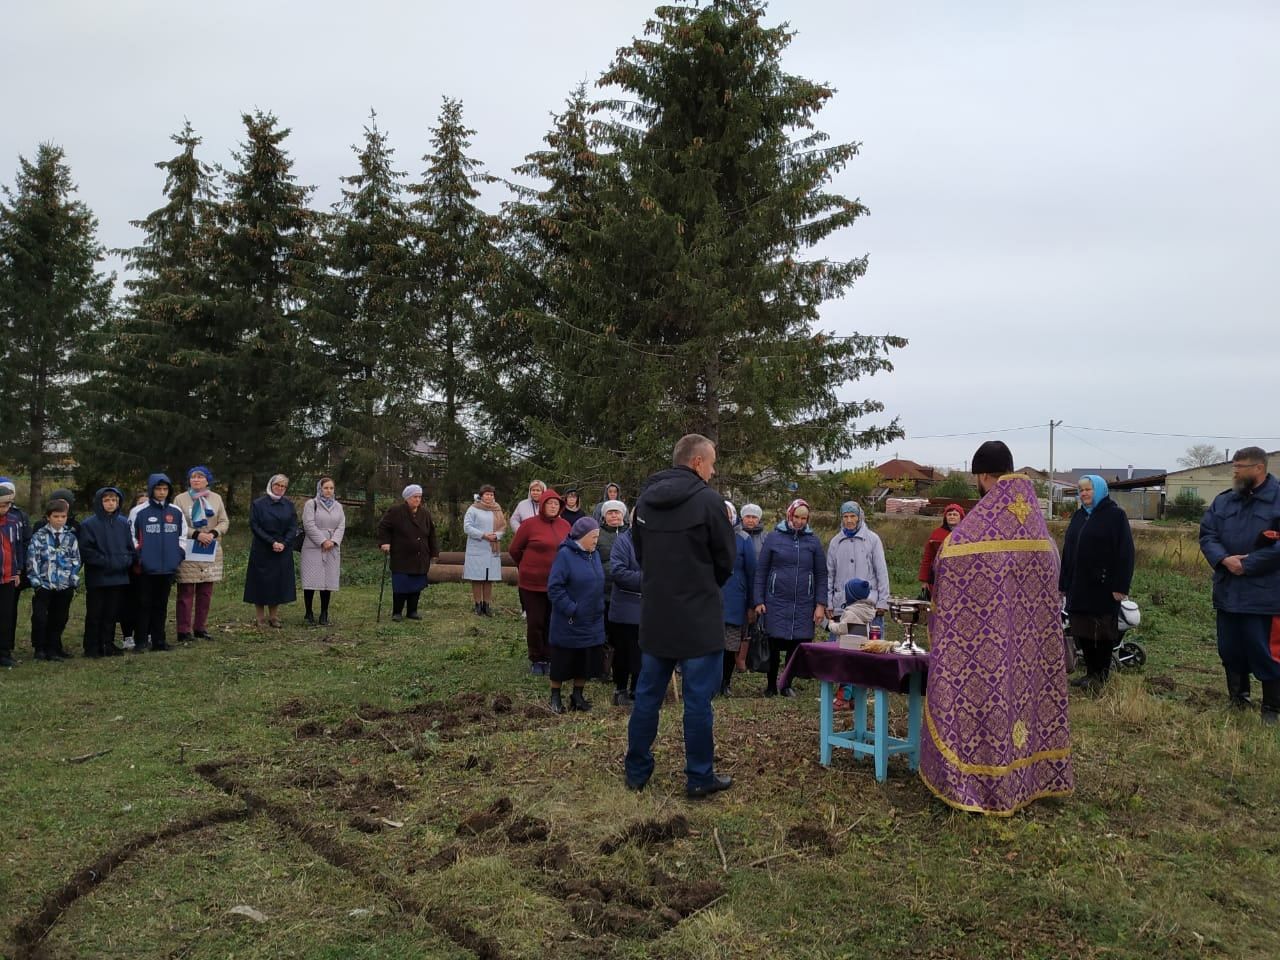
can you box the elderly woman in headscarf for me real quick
[244,474,298,628]
[720,500,757,696]
[1060,474,1135,693]
[824,500,890,624]
[546,516,608,713]
[301,476,345,626]
[463,484,505,616]
[173,465,230,641]
[753,498,828,697]
[377,483,439,622]
[918,504,965,600]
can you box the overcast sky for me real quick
[5,0,1277,474]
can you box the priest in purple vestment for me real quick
[919,441,1074,815]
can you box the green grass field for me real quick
[2,520,1278,959]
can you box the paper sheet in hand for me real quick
[179,537,217,563]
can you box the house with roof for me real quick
[874,458,938,495]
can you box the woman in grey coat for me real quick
[463,485,506,616]
[300,477,345,625]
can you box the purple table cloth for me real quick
[779,642,928,694]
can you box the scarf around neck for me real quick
[474,499,506,554]
[188,487,211,528]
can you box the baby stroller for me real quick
[1063,599,1145,671]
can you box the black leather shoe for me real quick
[53,649,73,661]
[177,632,193,642]
[687,774,733,799]
[303,612,315,625]
[405,612,422,621]
[193,631,211,640]
[550,689,565,715]
[151,643,169,652]
[569,690,592,712]
[625,777,648,792]
[33,650,50,661]
[318,613,330,627]
[0,655,15,668]
[390,613,403,622]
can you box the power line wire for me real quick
[1063,424,1280,441]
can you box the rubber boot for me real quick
[549,689,565,715]
[569,687,592,712]
[1261,680,1280,726]
[1226,670,1253,710]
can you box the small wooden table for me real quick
[780,643,929,782]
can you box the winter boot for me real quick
[549,688,565,715]
[1226,670,1253,710]
[1261,680,1280,726]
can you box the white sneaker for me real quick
[122,637,135,651]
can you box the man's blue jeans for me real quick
[625,650,721,790]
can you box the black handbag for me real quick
[746,622,771,673]
[292,502,309,552]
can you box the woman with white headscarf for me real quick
[300,476,345,626]
[377,484,439,622]
[243,473,298,628]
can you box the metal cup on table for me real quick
[886,596,932,656]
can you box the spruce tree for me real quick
[78,122,220,489]
[408,98,501,531]
[208,111,329,502]
[509,1,905,491]
[0,143,114,510]
[325,112,421,529]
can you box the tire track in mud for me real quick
[10,806,250,959]
[194,761,508,960]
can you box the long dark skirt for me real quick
[244,542,296,605]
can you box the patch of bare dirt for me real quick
[506,816,550,843]
[785,823,837,855]
[599,814,689,854]
[277,697,307,718]
[456,796,513,836]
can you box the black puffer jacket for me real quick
[632,466,736,659]
[1059,496,1135,616]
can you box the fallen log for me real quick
[428,563,517,585]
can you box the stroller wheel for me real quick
[1114,641,1146,670]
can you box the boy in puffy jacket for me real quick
[27,498,80,661]
[78,486,137,657]
[129,473,188,652]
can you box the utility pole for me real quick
[1048,420,1063,519]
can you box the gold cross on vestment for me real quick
[1007,493,1032,525]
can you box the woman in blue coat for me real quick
[753,499,828,697]
[547,517,607,714]
[243,474,298,627]
[608,525,643,706]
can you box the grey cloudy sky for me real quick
[5,0,1277,475]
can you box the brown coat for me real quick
[377,501,439,575]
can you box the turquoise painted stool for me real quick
[819,673,924,782]
[780,643,929,783]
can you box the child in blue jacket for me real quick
[28,498,80,661]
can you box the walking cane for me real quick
[376,550,389,623]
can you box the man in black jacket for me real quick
[625,434,737,797]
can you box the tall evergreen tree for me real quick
[408,98,501,532]
[325,112,422,530]
[508,1,904,490]
[0,144,113,510]
[490,87,620,482]
[78,122,220,489]
[208,111,329,502]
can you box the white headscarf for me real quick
[266,474,289,501]
[402,484,423,500]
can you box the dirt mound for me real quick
[349,814,387,834]
[506,816,550,843]
[340,774,406,815]
[462,753,494,773]
[599,814,689,854]
[785,823,836,855]
[533,841,572,871]
[278,697,307,718]
[492,694,513,714]
[456,796,513,836]
[294,720,325,739]
[410,844,462,874]
[566,901,656,937]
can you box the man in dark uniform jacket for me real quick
[625,434,737,797]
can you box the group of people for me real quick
[0,469,366,665]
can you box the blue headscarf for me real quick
[1080,474,1109,514]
